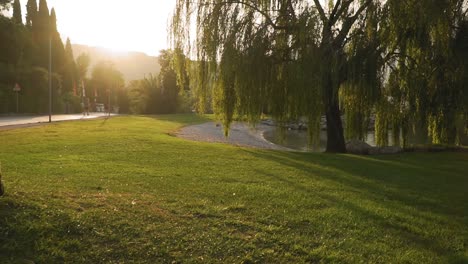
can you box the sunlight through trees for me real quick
[171,0,468,152]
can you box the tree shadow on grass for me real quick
[243,150,468,262]
[245,150,468,216]
[99,117,110,127]
[147,114,212,126]
[0,198,47,263]
[0,195,98,263]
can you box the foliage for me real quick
[170,0,468,151]
[0,0,11,11]
[128,49,193,114]
[76,53,90,81]
[128,75,158,114]
[0,0,82,114]
[62,38,78,113]
[159,49,182,114]
[25,0,37,27]
[89,61,128,113]
[12,0,20,24]
[170,0,373,152]
[0,115,467,262]
[372,0,468,147]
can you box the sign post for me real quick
[13,83,21,113]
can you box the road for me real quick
[0,113,115,128]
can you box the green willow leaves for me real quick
[171,0,467,151]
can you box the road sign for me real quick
[13,83,21,92]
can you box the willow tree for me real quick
[171,0,384,153]
[373,0,468,147]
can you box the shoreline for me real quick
[176,121,293,151]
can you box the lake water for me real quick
[263,129,392,152]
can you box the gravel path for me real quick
[177,122,291,151]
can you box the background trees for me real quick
[128,75,159,114]
[89,61,128,113]
[128,49,193,114]
[12,0,21,24]
[0,0,11,11]
[1,0,137,115]
[0,0,81,114]
[375,0,468,146]
[171,0,467,152]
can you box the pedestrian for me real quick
[84,97,90,116]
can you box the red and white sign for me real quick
[13,83,21,92]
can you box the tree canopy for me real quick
[128,49,193,115]
[171,0,468,152]
[12,0,21,24]
[0,0,87,114]
[89,60,129,113]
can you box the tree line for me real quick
[1,0,189,115]
[171,0,468,152]
[0,0,132,114]
[0,0,77,113]
[128,49,193,114]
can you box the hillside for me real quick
[72,44,161,82]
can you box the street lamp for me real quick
[107,88,111,117]
[48,34,52,123]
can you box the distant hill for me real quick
[72,44,161,82]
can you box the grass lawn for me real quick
[0,115,467,263]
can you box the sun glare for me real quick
[19,0,176,56]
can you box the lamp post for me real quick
[48,35,52,123]
[107,88,111,117]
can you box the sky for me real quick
[18,0,177,56]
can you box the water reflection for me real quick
[263,129,392,152]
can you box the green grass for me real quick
[0,115,467,263]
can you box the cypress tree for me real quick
[12,0,22,24]
[50,7,66,68]
[49,7,56,32]
[49,7,66,113]
[37,0,49,35]
[64,38,74,61]
[36,0,49,68]
[64,38,75,71]
[63,38,76,93]
[25,0,37,27]
[62,38,78,112]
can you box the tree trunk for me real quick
[321,26,347,153]
[325,97,347,153]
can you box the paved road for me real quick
[0,113,115,128]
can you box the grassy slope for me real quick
[0,115,467,263]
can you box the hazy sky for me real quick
[18,0,177,56]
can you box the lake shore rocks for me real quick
[346,139,373,155]
[346,139,403,155]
